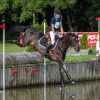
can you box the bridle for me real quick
[57,34,79,53]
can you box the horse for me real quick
[16,27,80,88]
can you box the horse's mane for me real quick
[26,27,44,36]
[63,32,76,39]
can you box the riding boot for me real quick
[44,43,52,55]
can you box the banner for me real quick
[77,32,99,47]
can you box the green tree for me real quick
[84,0,100,31]
[80,33,88,49]
[40,19,48,32]
[50,0,76,31]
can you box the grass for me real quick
[64,55,96,62]
[0,42,27,53]
[0,42,97,63]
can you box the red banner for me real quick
[76,32,99,47]
[87,32,99,46]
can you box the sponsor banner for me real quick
[62,32,99,47]
[77,32,99,46]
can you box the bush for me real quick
[88,47,96,55]
[34,19,48,33]
[34,22,41,30]
[80,33,88,49]
[26,45,37,52]
[40,19,48,33]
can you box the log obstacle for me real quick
[0,52,100,88]
[0,52,44,66]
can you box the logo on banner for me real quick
[88,33,99,46]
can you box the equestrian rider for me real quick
[44,9,64,55]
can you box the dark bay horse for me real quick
[16,27,80,87]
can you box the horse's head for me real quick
[69,33,80,52]
[15,32,26,47]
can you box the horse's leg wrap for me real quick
[60,68,65,87]
[63,64,75,84]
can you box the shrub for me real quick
[34,19,48,33]
[80,33,88,49]
[34,22,41,30]
[26,45,37,52]
[40,19,48,33]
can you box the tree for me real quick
[80,33,88,49]
[50,0,76,31]
[84,0,100,31]
[0,0,9,22]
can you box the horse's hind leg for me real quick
[59,67,65,87]
[63,63,75,84]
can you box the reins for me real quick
[57,36,72,53]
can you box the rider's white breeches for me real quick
[50,31,55,45]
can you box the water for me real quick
[0,81,100,100]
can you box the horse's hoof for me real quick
[69,95,75,99]
[60,87,65,93]
[71,80,75,84]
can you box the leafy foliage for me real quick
[80,33,88,49]
[0,0,100,31]
[34,19,48,32]
[26,45,37,52]
[40,19,48,32]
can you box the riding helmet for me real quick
[54,9,61,15]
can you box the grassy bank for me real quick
[0,42,26,53]
[64,55,96,62]
[0,42,97,63]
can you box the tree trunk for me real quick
[33,13,36,26]
[0,52,43,66]
[66,10,73,32]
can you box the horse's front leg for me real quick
[63,63,75,84]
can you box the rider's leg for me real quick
[50,31,55,45]
[44,43,52,55]
[44,31,55,55]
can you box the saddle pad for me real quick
[39,36,48,47]
[39,36,57,49]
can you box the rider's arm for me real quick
[51,24,56,35]
[60,24,64,35]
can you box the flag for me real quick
[96,17,100,21]
[0,24,5,29]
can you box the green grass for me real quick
[46,55,96,64]
[0,42,27,53]
[0,42,97,63]
[64,55,96,63]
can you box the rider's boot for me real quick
[44,43,52,56]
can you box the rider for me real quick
[44,9,64,55]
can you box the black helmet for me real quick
[54,9,61,15]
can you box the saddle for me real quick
[39,33,57,50]
[44,33,51,44]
